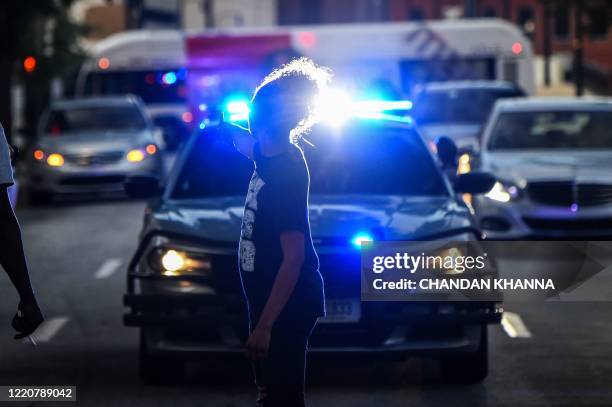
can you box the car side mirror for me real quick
[454,172,496,195]
[125,175,162,199]
[436,136,458,167]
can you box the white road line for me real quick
[94,258,122,279]
[31,317,69,343]
[501,312,532,338]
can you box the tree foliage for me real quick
[0,0,86,140]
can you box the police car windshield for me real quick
[488,110,612,150]
[413,88,524,125]
[171,122,447,199]
[306,123,447,196]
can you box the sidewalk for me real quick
[536,83,597,97]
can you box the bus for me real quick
[76,19,534,141]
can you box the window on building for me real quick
[587,6,609,40]
[482,7,496,17]
[301,0,322,24]
[408,8,425,21]
[555,6,570,39]
[518,7,535,39]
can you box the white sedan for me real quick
[474,97,612,239]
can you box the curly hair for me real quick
[251,57,332,144]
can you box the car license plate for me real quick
[321,298,361,323]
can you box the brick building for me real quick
[278,0,612,93]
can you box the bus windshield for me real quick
[84,70,187,104]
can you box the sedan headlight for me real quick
[423,233,493,276]
[148,246,212,276]
[126,149,145,163]
[435,246,466,275]
[46,153,65,167]
[126,144,157,163]
[485,181,521,203]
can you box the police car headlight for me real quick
[427,234,492,276]
[485,181,521,203]
[148,247,212,276]
[435,246,466,275]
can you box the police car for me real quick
[122,107,500,384]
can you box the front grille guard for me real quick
[126,227,482,294]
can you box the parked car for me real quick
[25,96,164,203]
[412,81,526,152]
[122,117,499,384]
[474,97,612,239]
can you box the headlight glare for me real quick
[435,246,466,275]
[126,149,145,163]
[161,250,185,273]
[485,181,521,203]
[46,153,65,167]
[148,247,212,275]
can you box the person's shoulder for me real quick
[287,146,309,178]
[0,123,7,144]
[268,147,306,187]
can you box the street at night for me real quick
[2,0,612,406]
[0,198,611,406]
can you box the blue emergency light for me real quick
[161,71,177,85]
[225,100,250,123]
[222,91,412,126]
[351,232,374,249]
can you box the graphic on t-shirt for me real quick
[240,173,265,272]
[240,240,256,272]
[245,175,265,211]
[242,208,255,239]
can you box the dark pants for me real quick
[252,317,317,407]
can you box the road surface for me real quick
[1,198,611,406]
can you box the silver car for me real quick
[474,97,612,239]
[27,96,164,202]
[412,81,526,152]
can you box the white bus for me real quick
[76,19,534,134]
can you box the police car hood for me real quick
[153,194,473,244]
[482,150,612,184]
[419,123,481,152]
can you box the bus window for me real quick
[503,61,518,83]
[84,70,187,104]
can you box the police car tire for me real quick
[440,325,488,383]
[139,329,185,385]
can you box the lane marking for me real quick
[31,317,69,343]
[501,312,532,338]
[94,258,122,279]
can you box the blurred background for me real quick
[1,1,612,406]
[2,0,611,146]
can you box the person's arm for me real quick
[246,231,305,361]
[226,122,256,159]
[0,186,43,338]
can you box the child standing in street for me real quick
[232,58,328,406]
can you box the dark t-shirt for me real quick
[238,143,325,326]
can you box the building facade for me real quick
[278,0,612,92]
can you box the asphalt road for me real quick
[1,198,612,406]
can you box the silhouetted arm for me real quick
[0,186,43,338]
